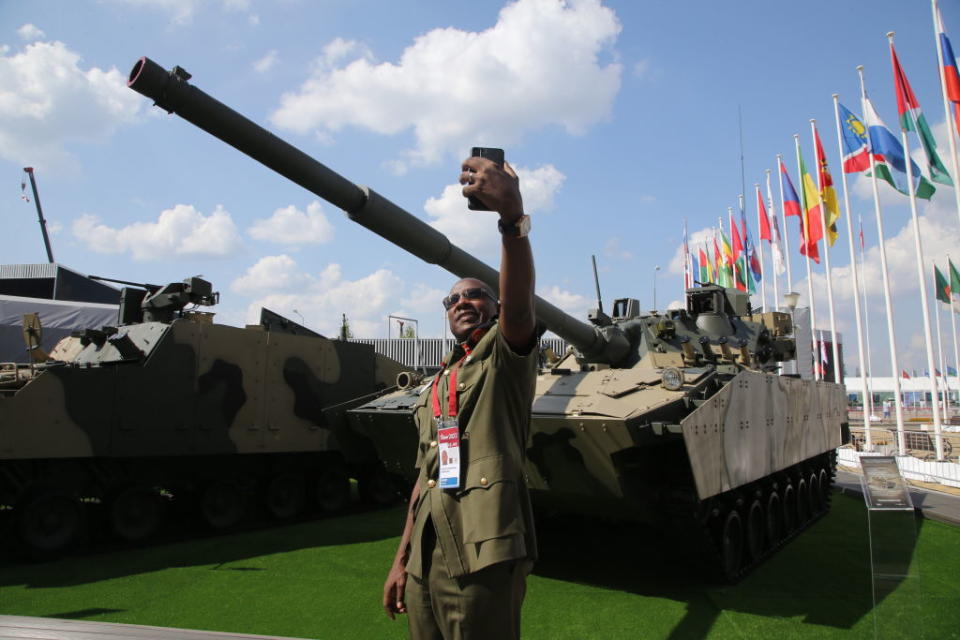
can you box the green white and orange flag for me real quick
[814,125,840,246]
[798,149,823,264]
[890,40,953,186]
[935,264,951,304]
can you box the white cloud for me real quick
[234,257,407,337]
[540,285,591,321]
[72,204,243,261]
[231,254,309,295]
[668,226,715,275]
[103,0,255,24]
[270,0,622,169]
[604,236,632,261]
[253,49,278,73]
[248,201,335,245]
[0,40,142,170]
[423,164,565,259]
[17,24,45,41]
[400,283,448,315]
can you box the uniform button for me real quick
[444,370,450,376]
[457,382,465,390]
[429,440,438,448]
[464,355,472,363]
[480,477,488,486]
[427,479,436,488]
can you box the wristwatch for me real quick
[497,214,531,238]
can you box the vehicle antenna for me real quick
[22,167,55,263]
[591,254,603,314]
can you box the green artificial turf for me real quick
[1,492,958,639]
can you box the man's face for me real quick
[446,278,498,341]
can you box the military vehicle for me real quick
[0,274,406,557]
[126,57,848,581]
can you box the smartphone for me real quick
[467,147,505,211]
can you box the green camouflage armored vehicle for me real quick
[127,57,848,581]
[0,275,406,556]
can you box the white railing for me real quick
[837,447,960,488]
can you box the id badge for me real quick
[437,418,461,490]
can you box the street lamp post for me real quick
[292,309,305,325]
[388,314,421,372]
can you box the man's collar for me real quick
[458,319,496,353]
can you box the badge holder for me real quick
[858,455,922,638]
[437,418,461,490]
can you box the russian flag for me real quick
[937,3,960,135]
[862,95,935,199]
[780,163,801,217]
[838,103,870,174]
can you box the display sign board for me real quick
[860,456,914,510]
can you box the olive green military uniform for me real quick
[405,323,538,640]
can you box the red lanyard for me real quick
[431,346,471,419]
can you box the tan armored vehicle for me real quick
[0,276,405,556]
[127,57,848,580]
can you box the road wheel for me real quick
[765,490,782,545]
[266,474,305,520]
[201,482,245,529]
[745,499,765,561]
[720,509,743,582]
[807,472,822,514]
[17,490,83,555]
[796,478,810,523]
[782,484,797,533]
[110,486,163,541]
[315,468,350,513]
[818,467,831,504]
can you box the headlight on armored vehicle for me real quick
[661,367,684,391]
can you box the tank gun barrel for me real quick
[127,57,625,362]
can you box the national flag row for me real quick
[685,6,960,301]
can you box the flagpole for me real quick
[859,214,876,422]
[776,155,795,294]
[810,119,841,383]
[765,170,782,309]
[933,280,947,416]
[858,64,906,453]
[887,32,944,460]
[932,0,960,230]
[794,134,820,381]
[738,193,752,299]
[950,254,960,417]
[754,184,768,311]
[832,95,872,445]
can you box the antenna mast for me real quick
[591,254,603,313]
[22,167,55,263]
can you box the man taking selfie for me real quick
[383,152,538,640]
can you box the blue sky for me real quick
[1,0,958,375]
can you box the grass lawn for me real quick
[1,491,958,639]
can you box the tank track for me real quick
[0,451,400,562]
[667,450,837,583]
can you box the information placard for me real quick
[860,455,913,510]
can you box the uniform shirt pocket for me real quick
[458,454,526,544]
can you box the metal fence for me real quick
[350,337,568,371]
[837,446,960,488]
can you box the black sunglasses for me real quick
[442,287,495,310]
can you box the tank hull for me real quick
[0,317,406,557]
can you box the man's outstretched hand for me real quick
[460,156,524,221]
